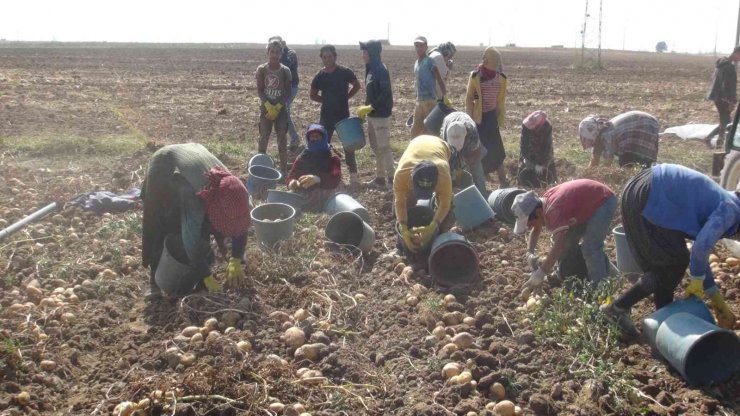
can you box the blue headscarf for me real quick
[305,123,330,154]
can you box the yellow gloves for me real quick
[299,175,320,188]
[710,292,736,329]
[443,96,453,107]
[356,105,374,119]
[414,221,438,249]
[263,102,283,120]
[202,275,221,293]
[685,278,704,299]
[399,223,420,253]
[225,257,245,289]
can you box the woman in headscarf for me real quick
[578,111,659,168]
[518,110,556,187]
[141,143,250,297]
[465,47,509,188]
[286,124,342,212]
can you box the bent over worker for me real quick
[579,111,659,168]
[440,111,487,196]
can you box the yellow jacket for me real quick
[393,135,453,226]
[465,70,507,126]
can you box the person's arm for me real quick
[255,66,268,103]
[496,75,507,126]
[370,68,392,109]
[541,230,567,273]
[393,172,409,225]
[179,181,210,276]
[589,148,601,168]
[432,169,453,225]
[348,78,361,100]
[319,155,342,189]
[286,155,304,185]
[527,224,542,253]
[726,66,737,103]
[282,68,292,105]
[432,65,447,97]
[465,73,476,118]
[520,127,534,163]
[310,73,322,103]
[690,202,738,287]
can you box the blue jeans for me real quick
[286,84,300,143]
[580,195,618,285]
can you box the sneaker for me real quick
[365,177,386,188]
[600,303,640,338]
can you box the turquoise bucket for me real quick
[248,153,274,169]
[325,211,375,254]
[429,232,480,286]
[267,190,305,214]
[154,234,207,295]
[246,165,282,197]
[423,101,454,135]
[453,185,494,231]
[612,225,642,275]
[324,193,370,222]
[335,117,366,151]
[250,203,296,248]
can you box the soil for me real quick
[0,44,738,415]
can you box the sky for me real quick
[1,0,738,53]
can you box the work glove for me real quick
[415,221,439,249]
[263,102,277,120]
[202,275,222,293]
[535,165,546,175]
[525,251,540,271]
[356,105,374,119]
[299,175,321,188]
[273,103,283,113]
[525,267,547,289]
[399,223,420,253]
[288,179,300,191]
[710,292,736,329]
[684,277,704,299]
[443,96,453,107]
[225,257,245,289]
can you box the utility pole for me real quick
[736,0,740,47]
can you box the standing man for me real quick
[270,36,302,152]
[410,36,447,137]
[707,46,740,149]
[357,40,395,187]
[310,45,362,186]
[429,42,456,104]
[256,39,292,174]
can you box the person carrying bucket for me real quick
[356,39,395,188]
[428,42,456,104]
[601,164,739,337]
[286,124,342,212]
[511,180,618,290]
[256,39,293,174]
[394,135,455,253]
[578,111,659,168]
[410,36,448,138]
[465,47,509,188]
[440,111,487,196]
[141,143,250,298]
[310,45,362,187]
[518,110,557,188]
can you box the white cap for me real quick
[446,122,466,151]
[511,191,539,234]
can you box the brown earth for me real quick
[0,44,738,416]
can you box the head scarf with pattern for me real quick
[197,167,250,237]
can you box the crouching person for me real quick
[441,111,488,196]
[601,164,739,336]
[142,143,250,298]
[512,179,618,289]
[286,124,342,212]
[518,110,556,187]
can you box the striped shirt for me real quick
[480,76,501,113]
[599,111,659,162]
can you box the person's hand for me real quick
[202,275,222,293]
[288,179,300,191]
[685,277,704,298]
[443,96,453,107]
[415,221,439,249]
[299,175,320,188]
[535,165,546,175]
[356,105,374,119]
[225,257,245,289]
[525,252,539,271]
[525,268,546,289]
[399,223,420,252]
[710,292,736,329]
[273,103,283,113]
[263,102,277,120]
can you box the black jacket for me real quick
[362,41,393,118]
[707,58,736,102]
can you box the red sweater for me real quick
[286,151,342,189]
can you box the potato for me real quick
[440,343,458,354]
[726,257,739,267]
[269,311,291,323]
[268,403,285,413]
[406,295,419,306]
[490,382,506,399]
[190,333,204,344]
[432,326,446,340]
[442,311,465,326]
[452,332,475,350]
[293,403,306,413]
[354,293,366,302]
[237,340,252,353]
[40,360,57,371]
[282,327,306,348]
[449,371,472,385]
[494,400,515,416]
[294,343,325,361]
[179,353,196,366]
[224,327,237,335]
[394,262,406,275]
[203,317,219,331]
[294,308,309,322]
[462,317,476,326]
[709,254,719,263]
[25,285,43,300]
[442,362,462,379]
[443,294,457,304]
[206,330,221,343]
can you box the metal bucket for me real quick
[154,234,207,295]
[246,165,282,197]
[251,203,296,248]
[453,185,494,231]
[324,193,370,222]
[423,101,454,135]
[335,117,366,151]
[487,187,526,225]
[612,225,643,275]
[267,190,305,214]
[429,232,480,286]
[325,211,375,254]
[249,153,275,169]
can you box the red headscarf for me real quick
[197,167,250,237]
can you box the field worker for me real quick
[518,110,557,188]
[410,36,447,137]
[465,47,509,188]
[428,42,456,104]
[394,135,455,253]
[578,111,659,168]
[269,36,302,152]
[706,46,740,149]
[286,124,342,212]
[440,111,487,196]
[141,143,249,297]
[310,45,362,187]
[356,40,395,188]
[256,39,293,174]
[601,164,739,336]
[512,179,617,289]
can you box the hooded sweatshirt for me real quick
[286,124,342,189]
[362,40,393,118]
[707,57,737,102]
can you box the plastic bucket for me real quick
[423,101,454,135]
[248,153,274,169]
[453,170,474,190]
[324,193,370,222]
[487,187,526,225]
[325,211,375,254]
[453,185,494,231]
[655,312,740,385]
[612,225,642,275]
[429,232,480,286]
[335,117,366,151]
[251,203,296,248]
[154,234,207,295]
[642,297,715,349]
[267,190,305,214]
[246,165,282,196]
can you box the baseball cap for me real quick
[411,161,438,200]
[511,191,539,235]
[414,36,428,45]
[446,122,466,151]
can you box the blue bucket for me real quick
[324,193,370,222]
[248,153,274,169]
[267,190,305,214]
[429,232,479,286]
[251,203,296,249]
[246,165,282,197]
[325,211,375,254]
[612,225,643,275]
[335,117,366,151]
[642,297,715,349]
[453,185,494,231]
[423,101,454,135]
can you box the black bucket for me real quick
[487,187,526,225]
[423,101,455,135]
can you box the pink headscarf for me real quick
[197,167,250,237]
[523,110,547,131]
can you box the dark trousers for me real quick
[715,100,732,148]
